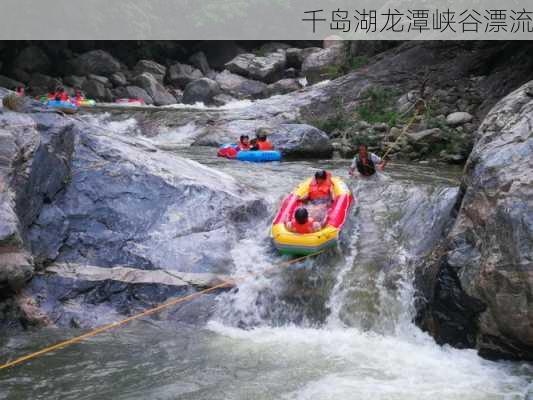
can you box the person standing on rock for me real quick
[349,144,386,178]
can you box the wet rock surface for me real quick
[416,80,533,361]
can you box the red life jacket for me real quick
[308,174,332,201]
[290,217,316,234]
[257,140,273,151]
[238,142,250,151]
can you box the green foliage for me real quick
[347,55,369,70]
[356,87,402,127]
[304,98,356,134]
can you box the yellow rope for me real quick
[0,250,324,370]
[380,111,419,161]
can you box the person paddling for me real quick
[286,207,321,234]
[349,144,387,178]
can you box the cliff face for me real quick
[417,80,533,361]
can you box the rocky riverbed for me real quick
[0,40,532,368]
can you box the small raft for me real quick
[271,176,353,255]
[75,99,96,107]
[217,144,282,162]
[45,100,78,114]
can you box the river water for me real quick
[1,145,532,400]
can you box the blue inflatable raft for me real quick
[45,100,78,114]
[236,150,281,162]
[218,144,282,162]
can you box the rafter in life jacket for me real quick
[356,156,376,176]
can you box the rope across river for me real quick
[0,250,325,371]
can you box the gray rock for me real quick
[82,77,113,101]
[69,50,121,77]
[212,93,237,106]
[28,73,62,92]
[182,78,221,105]
[225,51,287,84]
[166,63,203,88]
[302,46,345,84]
[418,80,533,361]
[110,71,128,87]
[87,74,112,88]
[283,68,299,79]
[64,75,87,89]
[113,85,153,105]
[269,124,333,158]
[0,75,23,90]
[285,48,303,68]
[12,45,51,76]
[446,112,473,126]
[26,121,266,274]
[214,70,268,99]
[188,51,211,75]
[406,128,442,142]
[267,78,302,96]
[133,60,166,83]
[298,47,323,65]
[133,73,176,106]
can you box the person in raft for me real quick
[299,170,335,225]
[237,135,251,151]
[52,87,70,102]
[349,143,387,178]
[249,138,260,151]
[256,134,274,150]
[286,207,322,234]
[74,89,85,103]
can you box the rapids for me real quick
[1,145,531,399]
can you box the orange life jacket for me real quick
[308,174,332,201]
[257,140,273,151]
[290,217,316,234]
[238,142,250,151]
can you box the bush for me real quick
[356,87,402,127]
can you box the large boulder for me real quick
[28,73,62,95]
[64,75,87,89]
[133,60,167,83]
[214,70,268,99]
[113,86,153,105]
[69,50,121,77]
[417,81,533,361]
[82,77,113,101]
[225,51,287,84]
[182,78,221,105]
[27,121,265,270]
[0,110,76,296]
[12,46,51,78]
[166,63,203,88]
[0,75,23,90]
[302,46,345,84]
[267,78,302,96]
[133,73,176,106]
[188,51,211,75]
[269,124,333,158]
